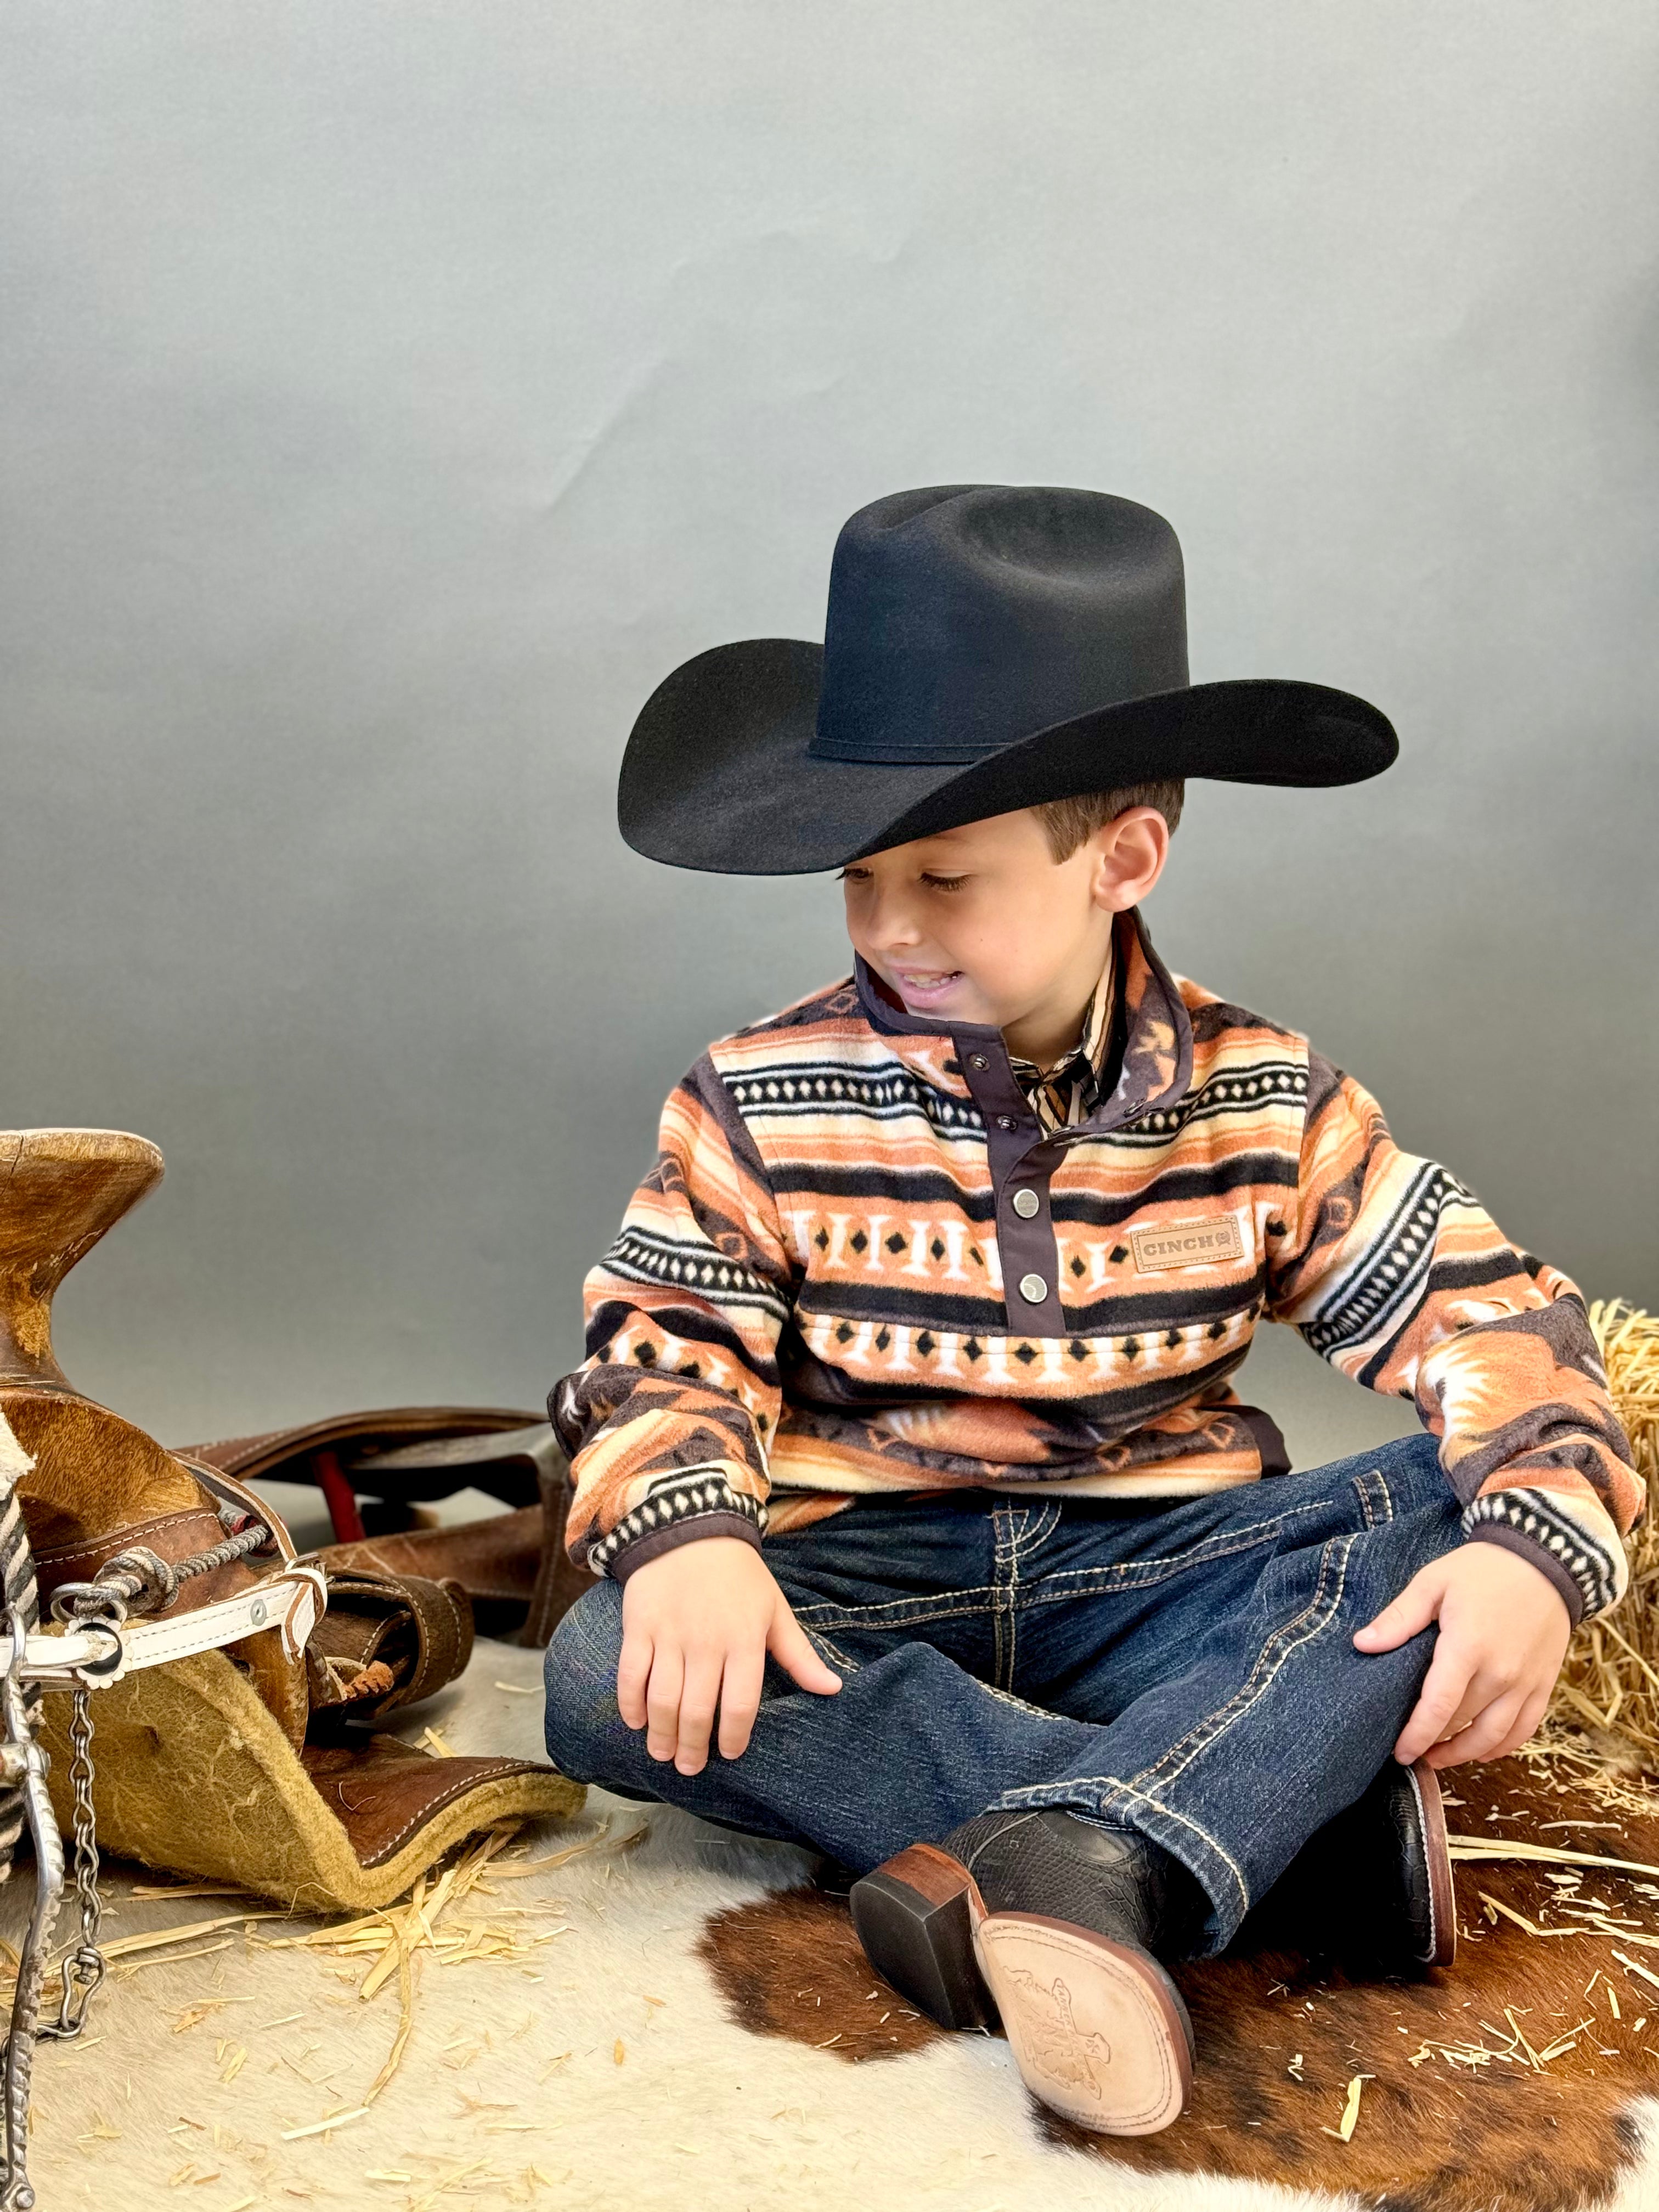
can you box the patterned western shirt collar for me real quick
[1004,937,1118,1134]
[854,907,1192,1139]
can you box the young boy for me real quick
[543,486,1638,2135]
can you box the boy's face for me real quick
[839,804,1168,1043]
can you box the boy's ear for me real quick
[1087,806,1170,912]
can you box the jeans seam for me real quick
[981,1678,1070,1721]
[802,1625,862,1675]
[1004,1508,1023,1690]
[1099,1784,1249,1921]
[1353,1466,1393,1528]
[1014,1501,1062,1558]
[995,1776,1249,1924]
[1012,1508,1324,1597]
[790,1590,995,1627]
[991,1505,1018,1690]
[1131,1533,1356,1796]
[994,1537,1353,1915]
[790,1599,992,1632]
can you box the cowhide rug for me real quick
[9,1639,1659,2212]
[702,1754,1659,2212]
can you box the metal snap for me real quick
[968,1052,989,1071]
[1011,1187,1040,1218]
[249,1598,268,1628]
[1018,1272,1048,1303]
[996,1114,1019,1131]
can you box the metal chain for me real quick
[1,1611,65,2212]
[1,1502,276,2202]
[38,1692,104,2042]
[31,1515,272,2044]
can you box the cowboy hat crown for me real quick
[618,484,1395,876]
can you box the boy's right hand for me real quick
[617,1536,841,1776]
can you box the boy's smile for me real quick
[839,803,1169,1067]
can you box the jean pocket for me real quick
[1035,1499,1334,1598]
[788,1585,994,1635]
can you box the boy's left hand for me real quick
[1353,1541,1572,1769]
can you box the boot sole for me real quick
[850,1843,1194,2135]
[1407,1756,1458,1970]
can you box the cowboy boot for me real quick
[851,1809,1204,2135]
[1241,1756,1457,1975]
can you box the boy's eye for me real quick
[834,866,966,890]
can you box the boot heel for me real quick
[849,1844,996,2031]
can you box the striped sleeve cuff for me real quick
[1462,1486,1627,1625]
[585,1469,768,1582]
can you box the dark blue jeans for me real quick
[544,1434,1460,1953]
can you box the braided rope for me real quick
[54,1516,272,1627]
[0,1416,40,1878]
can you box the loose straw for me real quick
[1542,1303,1659,1769]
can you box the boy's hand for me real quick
[1354,1541,1572,1769]
[617,1537,840,1776]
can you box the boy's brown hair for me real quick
[1033,779,1185,862]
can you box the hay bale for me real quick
[1546,1300,1659,1767]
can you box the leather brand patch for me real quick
[1129,1216,1245,1273]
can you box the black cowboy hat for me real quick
[618,484,1395,876]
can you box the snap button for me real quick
[968,1052,989,1071]
[996,1114,1019,1132]
[1018,1272,1048,1304]
[1011,1187,1039,1218]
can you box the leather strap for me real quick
[179,1407,545,1494]
[313,1437,598,1650]
[32,1506,252,1610]
[306,1567,474,1724]
[319,1509,543,1610]
[21,1561,324,1687]
[185,1408,599,1650]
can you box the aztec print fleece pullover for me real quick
[552,910,1638,1623]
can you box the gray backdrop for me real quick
[4,1,1655,1475]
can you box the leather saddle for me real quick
[0,1128,585,1911]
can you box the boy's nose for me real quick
[859,884,924,951]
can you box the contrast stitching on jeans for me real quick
[1130,1534,1353,1796]
[778,1500,1323,1623]
[1353,1468,1393,1529]
[803,1626,861,1675]
[1098,1781,1249,1919]
[980,1679,1066,1720]
[789,1584,996,1622]
[1013,1501,1061,1559]
[1135,1536,1350,1788]
[1012,1506,1324,1596]
[991,1505,1015,1690]
[787,1599,990,1632]
[1002,1506,1024,1691]
[996,1775,1248,1921]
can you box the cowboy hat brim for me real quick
[618,638,1397,877]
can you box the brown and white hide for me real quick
[700,1757,1659,2212]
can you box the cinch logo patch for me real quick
[1129,1217,1245,1273]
